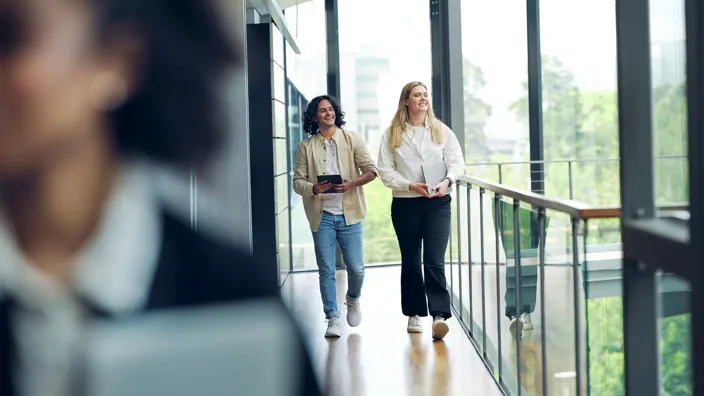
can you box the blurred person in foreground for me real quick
[293,95,377,338]
[376,81,465,340]
[0,1,321,395]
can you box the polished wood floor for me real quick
[281,266,502,396]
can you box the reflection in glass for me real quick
[290,202,316,270]
[658,273,691,395]
[273,99,287,139]
[275,173,289,215]
[273,65,286,104]
[274,138,287,176]
[271,23,285,68]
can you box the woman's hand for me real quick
[428,179,450,198]
[409,182,431,197]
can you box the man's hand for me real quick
[427,179,450,198]
[333,179,356,193]
[409,182,431,197]
[313,180,332,195]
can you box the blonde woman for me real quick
[377,81,465,340]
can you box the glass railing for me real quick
[466,155,688,207]
[448,174,692,395]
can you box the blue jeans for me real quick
[312,211,365,319]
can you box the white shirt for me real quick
[377,120,466,198]
[0,161,161,396]
[321,135,344,215]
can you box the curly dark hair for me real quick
[95,0,242,169]
[302,95,346,135]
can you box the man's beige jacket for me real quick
[293,128,378,232]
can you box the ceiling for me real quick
[246,0,315,16]
[276,0,315,9]
[245,0,303,53]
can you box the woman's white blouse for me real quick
[377,120,466,198]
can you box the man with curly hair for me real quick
[293,95,378,338]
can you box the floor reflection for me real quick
[281,267,502,396]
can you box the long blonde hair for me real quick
[387,81,443,149]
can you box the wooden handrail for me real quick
[457,175,593,218]
[579,204,689,220]
[457,174,689,220]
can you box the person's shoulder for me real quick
[381,126,393,138]
[434,119,456,136]
[296,135,317,150]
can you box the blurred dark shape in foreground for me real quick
[82,298,302,396]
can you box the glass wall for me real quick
[650,0,691,393]
[271,24,291,284]
[338,0,432,265]
[284,0,327,271]
[454,0,694,394]
[650,0,688,206]
[284,0,327,99]
[460,1,529,183]
[538,0,619,206]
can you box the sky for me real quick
[282,0,687,142]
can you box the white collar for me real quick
[405,117,431,129]
[0,161,162,316]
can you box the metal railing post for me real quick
[494,194,503,381]
[457,185,463,319]
[568,161,574,200]
[538,208,548,396]
[571,217,582,396]
[479,188,487,356]
[467,184,474,331]
[512,199,523,395]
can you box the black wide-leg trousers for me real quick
[391,195,452,319]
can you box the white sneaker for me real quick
[325,317,341,338]
[509,316,524,338]
[432,317,449,340]
[345,295,362,327]
[407,315,423,333]
[521,313,534,330]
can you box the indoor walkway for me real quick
[281,266,502,396]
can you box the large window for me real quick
[269,24,291,284]
[461,2,529,180]
[650,0,688,206]
[538,0,619,206]
[650,0,691,393]
[338,0,432,265]
[284,0,327,270]
[284,0,327,100]
[460,4,529,393]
